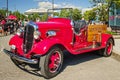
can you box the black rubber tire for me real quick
[39,47,63,79]
[99,39,113,57]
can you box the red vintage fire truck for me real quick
[3,8,114,78]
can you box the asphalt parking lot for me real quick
[0,35,120,80]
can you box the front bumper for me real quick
[3,49,38,64]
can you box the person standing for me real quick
[1,19,7,35]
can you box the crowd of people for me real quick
[0,18,29,36]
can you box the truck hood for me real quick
[35,18,72,29]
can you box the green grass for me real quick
[106,31,117,35]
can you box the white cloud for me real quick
[25,1,82,14]
[38,2,51,9]
[38,1,81,9]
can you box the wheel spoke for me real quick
[40,47,63,78]
[49,54,56,69]
[49,62,54,70]
[107,43,112,55]
[54,52,59,58]
[49,51,61,73]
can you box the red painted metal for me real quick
[101,33,113,47]
[107,42,112,55]
[9,35,24,56]
[8,18,114,59]
[49,51,61,73]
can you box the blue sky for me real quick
[0,0,92,13]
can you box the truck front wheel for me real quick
[39,47,63,79]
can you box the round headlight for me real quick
[11,45,16,50]
[34,30,40,39]
[16,28,24,36]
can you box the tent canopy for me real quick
[7,15,17,20]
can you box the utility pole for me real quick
[51,0,54,16]
[6,0,8,17]
[52,0,54,9]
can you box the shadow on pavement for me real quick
[10,50,102,79]
[62,51,101,71]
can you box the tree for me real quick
[41,13,47,21]
[83,9,96,21]
[59,9,70,18]
[90,0,120,10]
[89,0,120,21]
[12,11,27,20]
[72,8,82,21]
[31,13,40,21]
[108,0,120,9]
[59,8,82,21]
[89,0,108,21]
[0,9,6,18]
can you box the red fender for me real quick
[101,33,114,47]
[9,35,66,56]
[9,35,24,55]
[31,38,65,55]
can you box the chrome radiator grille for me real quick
[23,25,34,53]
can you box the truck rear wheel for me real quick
[99,39,113,57]
[39,47,63,79]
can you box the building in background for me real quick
[109,3,120,27]
[24,8,48,15]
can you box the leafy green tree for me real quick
[89,0,108,21]
[0,9,12,18]
[20,14,27,20]
[89,0,120,21]
[28,14,32,20]
[90,0,120,11]
[98,5,108,21]
[32,13,40,21]
[41,13,47,21]
[0,9,6,18]
[83,9,96,21]
[59,9,70,18]
[54,12,59,17]
[59,8,82,21]
[72,8,82,21]
[12,11,26,20]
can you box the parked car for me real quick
[3,8,114,79]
